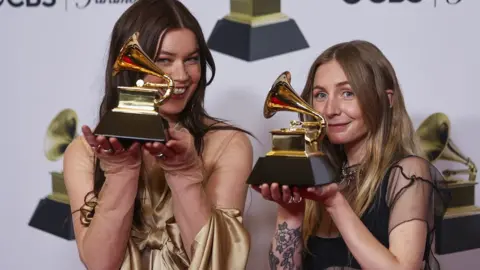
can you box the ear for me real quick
[385,89,394,108]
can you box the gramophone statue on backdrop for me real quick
[416,112,480,254]
[247,71,337,187]
[207,0,309,61]
[28,109,78,240]
[93,32,175,148]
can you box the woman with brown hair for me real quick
[63,0,253,269]
[255,40,449,270]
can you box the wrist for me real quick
[277,204,305,222]
[325,192,347,214]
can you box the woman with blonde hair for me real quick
[63,0,253,269]
[255,40,449,270]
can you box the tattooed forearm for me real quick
[269,221,303,270]
[269,244,280,270]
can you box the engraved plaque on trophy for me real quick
[207,0,309,61]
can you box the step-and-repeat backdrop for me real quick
[1,0,479,269]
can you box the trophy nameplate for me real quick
[29,109,77,240]
[247,72,337,187]
[93,32,174,149]
[207,0,309,61]
[416,112,480,254]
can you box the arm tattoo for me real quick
[269,243,280,270]
[269,222,302,270]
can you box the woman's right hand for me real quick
[82,125,141,174]
[252,183,305,217]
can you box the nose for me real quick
[170,61,190,83]
[324,97,341,118]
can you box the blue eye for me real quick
[155,58,171,64]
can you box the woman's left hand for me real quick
[298,183,343,208]
[143,126,202,175]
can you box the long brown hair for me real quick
[299,40,424,245]
[77,0,253,228]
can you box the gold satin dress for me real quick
[79,130,251,270]
[120,165,250,270]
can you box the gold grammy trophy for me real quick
[247,71,337,186]
[416,112,480,254]
[93,32,174,148]
[28,109,78,240]
[207,0,309,61]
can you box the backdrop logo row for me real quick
[0,0,135,9]
[0,0,462,9]
[344,0,461,5]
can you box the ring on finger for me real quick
[293,196,303,203]
[102,148,114,154]
[156,153,165,159]
[288,196,295,204]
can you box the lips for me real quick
[328,122,350,132]
[328,123,349,127]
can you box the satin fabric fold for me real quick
[119,163,250,270]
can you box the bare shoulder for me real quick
[204,121,253,154]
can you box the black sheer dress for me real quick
[303,155,450,270]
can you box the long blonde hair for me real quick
[299,40,424,245]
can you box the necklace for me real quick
[339,162,361,187]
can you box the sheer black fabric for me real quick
[303,155,450,270]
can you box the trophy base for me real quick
[442,181,477,208]
[28,197,75,241]
[247,155,337,187]
[207,17,309,61]
[94,110,169,149]
[435,205,480,254]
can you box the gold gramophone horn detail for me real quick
[112,32,174,112]
[263,71,327,157]
[247,71,336,187]
[416,112,477,183]
[44,109,78,162]
[93,32,174,147]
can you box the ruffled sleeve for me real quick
[385,155,451,268]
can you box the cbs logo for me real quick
[0,0,55,7]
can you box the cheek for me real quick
[342,101,363,120]
[186,64,201,83]
[313,101,325,114]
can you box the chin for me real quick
[158,104,186,116]
[326,133,354,145]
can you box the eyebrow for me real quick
[158,49,200,57]
[313,80,350,90]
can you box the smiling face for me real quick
[143,28,201,121]
[312,60,368,147]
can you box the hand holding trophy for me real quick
[92,32,174,151]
[247,71,337,188]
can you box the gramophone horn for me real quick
[113,32,173,106]
[264,71,327,133]
[44,109,78,161]
[416,112,477,181]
